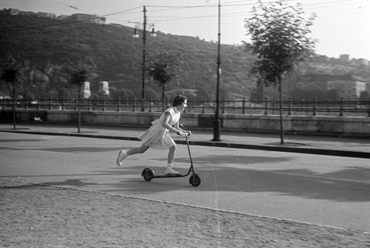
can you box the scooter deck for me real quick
[154,173,186,178]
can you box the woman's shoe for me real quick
[165,167,179,175]
[116,150,127,166]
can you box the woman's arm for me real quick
[162,113,192,135]
[174,120,191,136]
[162,112,182,133]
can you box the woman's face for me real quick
[178,100,187,112]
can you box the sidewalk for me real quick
[1,122,369,159]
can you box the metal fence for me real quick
[1,97,370,117]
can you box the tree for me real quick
[147,50,181,111]
[359,91,370,102]
[244,0,316,144]
[68,67,89,133]
[0,55,23,129]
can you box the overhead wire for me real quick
[2,0,365,31]
[49,0,90,13]
[146,0,366,24]
[1,0,367,41]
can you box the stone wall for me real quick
[1,109,370,136]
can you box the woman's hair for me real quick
[172,95,187,106]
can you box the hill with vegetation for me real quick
[0,13,256,101]
[0,13,369,101]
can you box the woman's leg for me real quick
[167,144,177,164]
[127,144,150,156]
[165,144,179,174]
[117,144,149,166]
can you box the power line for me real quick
[49,0,91,14]
[1,0,367,37]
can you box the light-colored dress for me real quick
[138,107,180,150]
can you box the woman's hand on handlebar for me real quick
[177,130,191,136]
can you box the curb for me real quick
[2,129,370,159]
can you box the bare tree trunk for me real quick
[77,87,81,133]
[162,84,165,112]
[278,78,284,145]
[12,86,16,130]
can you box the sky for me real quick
[1,0,370,60]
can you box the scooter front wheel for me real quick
[189,174,201,187]
[142,168,154,182]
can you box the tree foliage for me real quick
[359,91,370,102]
[0,55,23,95]
[0,55,24,129]
[244,0,316,86]
[69,67,88,91]
[0,14,253,100]
[68,67,89,133]
[147,50,180,109]
[244,0,316,144]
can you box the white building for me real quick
[82,82,91,99]
[99,81,109,95]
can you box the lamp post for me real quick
[212,0,222,141]
[133,5,156,111]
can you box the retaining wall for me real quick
[1,109,370,136]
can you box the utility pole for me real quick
[212,0,222,141]
[141,6,147,111]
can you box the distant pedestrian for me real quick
[116,95,191,175]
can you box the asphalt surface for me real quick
[1,122,370,232]
[0,122,369,159]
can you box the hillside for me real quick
[0,13,369,101]
[0,14,255,100]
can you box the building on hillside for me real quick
[2,8,20,15]
[57,14,69,20]
[339,54,350,62]
[37,12,56,18]
[19,11,36,16]
[99,81,109,95]
[0,91,10,99]
[69,13,106,24]
[82,82,91,99]
[352,58,369,66]
[296,74,367,101]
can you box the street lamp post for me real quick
[212,0,222,141]
[133,6,156,112]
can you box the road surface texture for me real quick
[1,124,370,247]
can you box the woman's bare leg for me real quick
[165,144,179,174]
[167,144,177,164]
[127,144,150,156]
[117,144,150,166]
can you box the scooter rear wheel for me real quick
[142,168,154,182]
[189,174,201,187]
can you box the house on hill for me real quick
[296,74,367,101]
[19,11,36,16]
[69,13,106,24]
[1,8,19,15]
[57,14,69,20]
[37,12,56,18]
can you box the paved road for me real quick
[1,122,370,158]
[1,125,369,233]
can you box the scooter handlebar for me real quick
[177,131,191,137]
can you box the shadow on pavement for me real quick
[98,154,370,203]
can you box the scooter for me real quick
[141,133,201,187]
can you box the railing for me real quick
[1,97,370,117]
